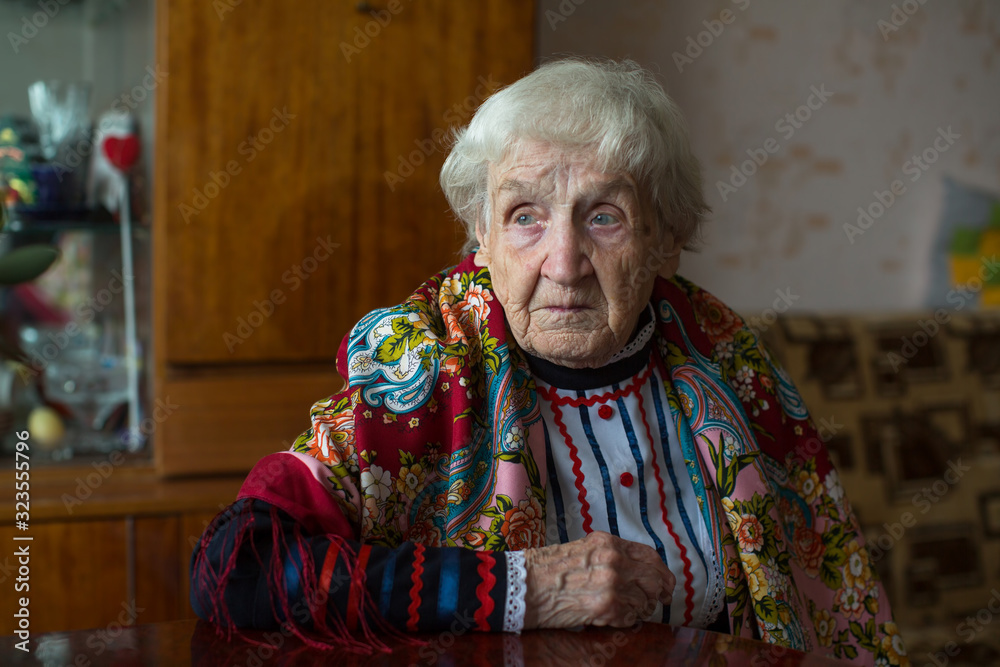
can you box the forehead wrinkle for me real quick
[581,177,638,205]
[492,175,560,215]
[570,176,641,219]
[496,179,536,197]
[490,152,643,226]
[496,173,636,203]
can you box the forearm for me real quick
[190,498,519,634]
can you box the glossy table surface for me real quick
[1,618,845,665]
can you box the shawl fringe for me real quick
[191,502,425,654]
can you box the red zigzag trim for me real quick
[536,365,651,408]
[406,544,426,632]
[636,377,696,625]
[550,402,593,533]
[474,552,497,631]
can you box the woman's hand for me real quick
[522,531,675,629]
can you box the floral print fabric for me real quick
[289,253,906,665]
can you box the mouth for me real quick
[543,305,591,313]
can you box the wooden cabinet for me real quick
[0,474,240,636]
[1,519,128,635]
[0,511,223,635]
[0,0,536,636]
[152,0,536,475]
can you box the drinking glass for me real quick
[21,322,129,453]
[27,81,91,162]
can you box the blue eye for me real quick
[592,213,617,226]
[515,213,536,226]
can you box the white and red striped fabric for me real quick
[533,346,725,629]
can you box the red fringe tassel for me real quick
[191,502,426,654]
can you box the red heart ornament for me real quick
[102,135,140,171]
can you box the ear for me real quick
[473,221,491,267]
[656,232,684,279]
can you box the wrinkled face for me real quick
[474,141,682,368]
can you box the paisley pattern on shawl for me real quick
[657,279,906,664]
[292,263,546,551]
[289,254,906,666]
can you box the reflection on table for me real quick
[1,617,846,666]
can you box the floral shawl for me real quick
[286,252,907,665]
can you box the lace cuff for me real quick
[701,542,727,629]
[504,551,527,633]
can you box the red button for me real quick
[598,405,614,420]
[620,472,634,487]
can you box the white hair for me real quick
[440,58,710,254]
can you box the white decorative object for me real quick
[86,109,138,214]
[87,108,142,450]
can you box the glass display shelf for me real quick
[0,205,150,467]
[0,0,155,468]
[3,210,150,239]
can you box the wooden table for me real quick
[1,618,845,665]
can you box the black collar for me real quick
[523,307,653,391]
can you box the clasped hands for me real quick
[522,531,675,630]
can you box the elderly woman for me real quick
[191,59,905,664]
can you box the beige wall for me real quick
[537,0,1000,313]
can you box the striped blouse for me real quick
[526,312,725,630]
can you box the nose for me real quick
[539,218,593,286]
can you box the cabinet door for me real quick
[0,513,231,634]
[155,0,536,365]
[153,0,535,474]
[135,516,183,623]
[0,520,128,635]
